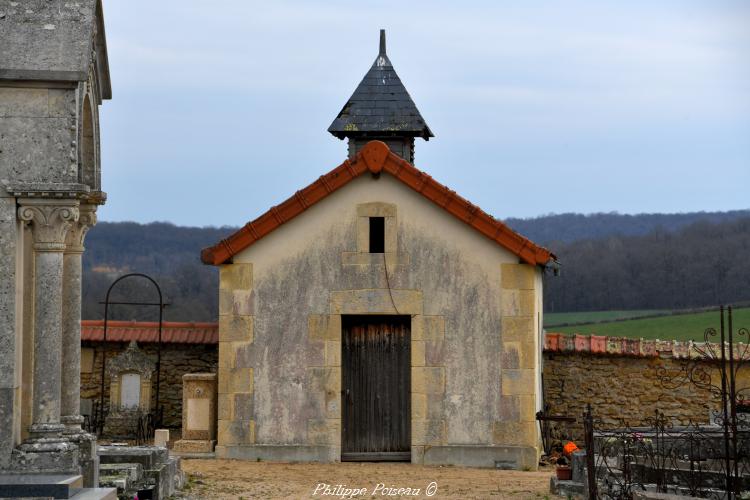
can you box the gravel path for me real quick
[176,459,562,499]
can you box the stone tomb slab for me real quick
[96,446,182,500]
[98,463,143,486]
[97,446,167,470]
[69,488,118,500]
[146,456,183,500]
[0,473,82,499]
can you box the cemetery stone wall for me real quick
[542,334,750,434]
[81,341,218,428]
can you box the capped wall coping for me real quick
[80,322,743,360]
[183,373,217,382]
[544,332,748,359]
[81,320,218,344]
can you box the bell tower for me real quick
[328,30,433,164]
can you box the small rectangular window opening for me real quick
[369,217,385,253]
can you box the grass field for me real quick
[549,308,750,341]
[544,310,668,327]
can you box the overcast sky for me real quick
[98,1,750,227]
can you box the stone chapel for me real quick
[201,31,558,469]
[0,0,111,489]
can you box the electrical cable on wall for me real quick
[382,251,402,316]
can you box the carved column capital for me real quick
[65,203,98,254]
[17,199,80,252]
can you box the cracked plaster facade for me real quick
[215,173,546,469]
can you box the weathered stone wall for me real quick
[0,199,19,469]
[0,0,110,479]
[0,83,80,465]
[217,174,544,468]
[0,0,99,75]
[543,353,715,431]
[0,86,81,184]
[542,335,750,433]
[81,342,218,429]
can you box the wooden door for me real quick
[341,315,411,461]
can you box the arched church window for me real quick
[80,93,96,187]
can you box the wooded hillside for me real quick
[505,210,750,245]
[544,217,750,312]
[81,210,750,320]
[82,222,233,322]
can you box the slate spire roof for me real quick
[328,30,433,140]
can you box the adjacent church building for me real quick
[0,0,111,487]
[201,31,557,469]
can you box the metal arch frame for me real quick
[97,273,169,434]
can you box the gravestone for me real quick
[174,374,217,455]
[154,430,169,448]
[121,373,142,409]
[103,342,156,439]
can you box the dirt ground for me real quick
[176,459,563,500]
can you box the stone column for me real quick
[61,204,97,432]
[17,199,79,440]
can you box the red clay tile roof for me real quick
[201,141,556,267]
[80,320,218,344]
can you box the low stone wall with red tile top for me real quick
[542,333,747,434]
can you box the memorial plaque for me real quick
[187,398,210,431]
[120,373,141,408]
[175,373,217,453]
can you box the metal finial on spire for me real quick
[328,29,434,143]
